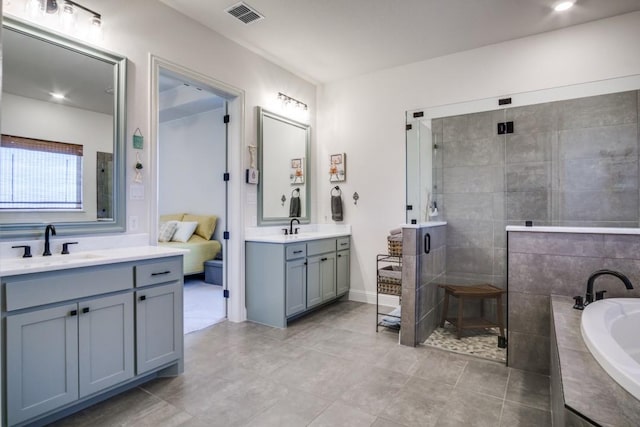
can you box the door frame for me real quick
[149,55,247,323]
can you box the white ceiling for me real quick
[160,0,640,83]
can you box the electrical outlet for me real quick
[128,216,138,231]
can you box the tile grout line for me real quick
[497,368,512,425]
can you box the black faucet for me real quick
[43,224,56,256]
[585,269,634,305]
[289,218,300,235]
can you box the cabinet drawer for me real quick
[307,239,336,256]
[286,244,307,260]
[135,257,182,287]
[5,264,133,312]
[337,237,350,250]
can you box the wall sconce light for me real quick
[15,0,103,39]
[278,92,308,111]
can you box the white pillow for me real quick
[158,221,178,242]
[171,221,198,243]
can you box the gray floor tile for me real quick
[309,401,377,427]
[244,389,330,427]
[505,369,550,411]
[434,389,503,427]
[455,359,510,398]
[52,300,551,427]
[499,401,551,427]
[379,377,453,427]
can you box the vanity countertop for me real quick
[0,246,188,277]
[245,224,351,244]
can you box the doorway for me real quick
[150,57,245,333]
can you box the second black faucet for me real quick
[43,224,56,256]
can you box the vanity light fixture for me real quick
[278,92,308,111]
[50,92,66,100]
[553,1,575,12]
[21,0,102,35]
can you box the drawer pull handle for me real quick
[321,257,328,261]
[69,310,78,317]
[151,271,171,276]
[139,295,147,301]
[340,242,348,246]
[293,250,303,254]
[82,307,90,314]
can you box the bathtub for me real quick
[581,298,640,400]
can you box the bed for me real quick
[158,213,222,275]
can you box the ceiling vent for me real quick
[225,2,264,24]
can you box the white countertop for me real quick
[402,221,447,228]
[506,225,640,235]
[245,224,351,243]
[0,245,187,277]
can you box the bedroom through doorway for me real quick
[156,67,229,334]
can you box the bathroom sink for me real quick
[1,252,104,270]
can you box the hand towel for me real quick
[389,227,402,235]
[331,194,343,221]
[289,195,301,217]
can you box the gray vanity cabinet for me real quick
[246,236,350,328]
[135,282,183,374]
[2,255,184,426]
[285,258,307,317]
[337,249,350,296]
[78,293,134,397]
[6,292,134,425]
[6,303,79,426]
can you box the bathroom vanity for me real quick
[0,247,185,427]
[245,231,350,328]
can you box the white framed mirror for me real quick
[0,17,127,238]
[257,107,311,225]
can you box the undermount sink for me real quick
[3,252,104,268]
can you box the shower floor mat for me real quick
[423,321,506,363]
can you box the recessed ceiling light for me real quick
[50,92,66,100]
[554,1,575,12]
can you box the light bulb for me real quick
[554,1,575,12]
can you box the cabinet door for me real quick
[306,255,323,308]
[136,282,183,374]
[6,303,79,426]
[286,258,307,317]
[320,252,337,302]
[336,249,350,296]
[79,293,134,398]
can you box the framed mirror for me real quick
[257,107,311,225]
[0,17,127,238]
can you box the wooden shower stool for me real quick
[438,284,505,339]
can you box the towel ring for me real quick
[291,188,300,197]
[331,186,342,196]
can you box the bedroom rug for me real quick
[184,277,226,334]
[423,321,506,363]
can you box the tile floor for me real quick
[53,301,551,427]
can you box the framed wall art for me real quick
[329,153,346,182]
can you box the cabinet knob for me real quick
[69,310,78,317]
[139,295,147,301]
[338,254,342,258]
[82,307,90,314]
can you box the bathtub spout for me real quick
[585,269,634,305]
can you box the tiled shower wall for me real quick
[400,224,446,347]
[508,231,640,374]
[431,90,640,318]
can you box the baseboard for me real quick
[348,289,400,307]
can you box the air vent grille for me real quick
[225,2,264,24]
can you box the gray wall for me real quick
[431,90,639,328]
[432,91,640,342]
[508,231,640,374]
[400,225,446,346]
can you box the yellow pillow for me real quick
[183,214,218,240]
[160,213,184,222]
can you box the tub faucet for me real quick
[289,218,300,235]
[43,224,56,256]
[585,269,634,305]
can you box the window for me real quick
[0,134,83,210]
